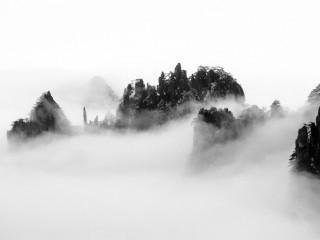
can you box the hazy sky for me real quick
[1,0,320,107]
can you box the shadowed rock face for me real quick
[7,91,69,142]
[290,107,320,174]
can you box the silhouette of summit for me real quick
[7,91,70,142]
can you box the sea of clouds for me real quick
[1,72,320,240]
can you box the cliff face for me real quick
[7,91,69,142]
[290,107,320,174]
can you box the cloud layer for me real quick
[1,74,320,240]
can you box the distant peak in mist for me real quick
[83,76,118,109]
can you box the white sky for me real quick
[1,0,320,108]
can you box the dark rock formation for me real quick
[193,107,237,153]
[117,63,245,129]
[290,106,320,174]
[192,105,268,154]
[7,91,70,142]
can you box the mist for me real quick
[1,73,320,240]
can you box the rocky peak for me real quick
[7,91,70,142]
[290,106,320,174]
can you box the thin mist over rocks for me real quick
[1,64,320,240]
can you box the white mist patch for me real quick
[1,112,320,240]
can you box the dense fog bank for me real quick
[1,111,320,240]
[1,73,320,240]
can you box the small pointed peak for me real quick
[43,91,52,99]
[42,90,53,99]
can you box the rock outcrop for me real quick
[192,105,269,154]
[7,91,70,142]
[117,63,245,129]
[192,107,237,153]
[290,106,320,174]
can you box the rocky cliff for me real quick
[290,106,320,174]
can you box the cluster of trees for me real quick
[290,107,320,174]
[7,91,70,142]
[116,63,245,129]
[192,100,285,153]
